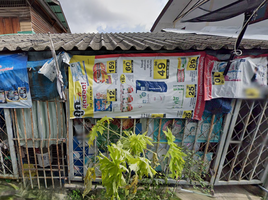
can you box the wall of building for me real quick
[30,7,62,34]
[0,6,32,34]
[0,3,66,34]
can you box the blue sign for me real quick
[0,53,32,108]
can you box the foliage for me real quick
[183,149,213,194]
[84,117,186,200]
[98,144,129,199]
[163,129,186,179]
[120,131,153,155]
[88,117,112,147]
[83,168,96,198]
[70,189,83,200]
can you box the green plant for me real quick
[163,129,186,179]
[70,189,82,200]
[183,149,213,194]
[83,117,186,200]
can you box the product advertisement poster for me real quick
[69,53,206,120]
[153,112,223,144]
[0,54,32,108]
[205,54,268,100]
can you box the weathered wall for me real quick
[0,6,31,34]
[30,8,60,34]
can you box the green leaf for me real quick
[128,157,156,179]
[121,131,153,155]
[163,128,175,145]
[164,128,186,179]
[88,116,112,147]
[83,167,96,198]
[98,143,128,199]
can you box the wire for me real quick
[234,0,268,54]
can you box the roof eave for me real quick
[150,0,173,32]
[37,0,69,33]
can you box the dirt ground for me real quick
[0,180,265,200]
[175,185,263,200]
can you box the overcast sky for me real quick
[60,0,168,33]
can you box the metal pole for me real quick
[214,100,242,184]
[211,100,236,185]
[3,109,19,179]
[55,99,62,187]
[223,12,253,76]
[66,91,73,183]
[30,108,40,189]
[13,109,26,187]
[82,118,85,178]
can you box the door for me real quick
[214,99,268,185]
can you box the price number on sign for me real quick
[182,110,193,119]
[107,89,117,101]
[153,59,169,79]
[123,60,133,73]
[186,84,196,98]
[120,74,126,84]
[187,57,198,70]
[213,72,225,85]
[107,61,117,73]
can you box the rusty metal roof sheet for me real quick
[0,32,268,52]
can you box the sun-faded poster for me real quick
[69,53,206,120]
[0,53,32,108]
[205,54,268,100]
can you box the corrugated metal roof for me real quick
[0,32,268,52]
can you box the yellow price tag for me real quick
[213,72,225,85]
[186,84,196,98]
[182,110,193,119]
[107,61,117,73]
[153,59,169,79]
[187,57,198,70]
[123,60,133,73]
[107,89,117,101]
[151,114,166,118]
[245,88,260,99]
[120,74,126,84]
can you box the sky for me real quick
[60,0,168,33]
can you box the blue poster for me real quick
[0,53,32,108]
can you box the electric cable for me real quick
[233,0,268,54]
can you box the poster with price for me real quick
[69,52,206,120]
[204,54,268,100]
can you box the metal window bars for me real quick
[1,98,267,188]
[4,100,68,189]
[68,113,230,186]
[214,99,268,185]
[0,109,18,179]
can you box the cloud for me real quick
[60,0,168,33]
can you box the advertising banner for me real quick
[205,54,268,100]
[69,53,206,120]
[0,54,32,108]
